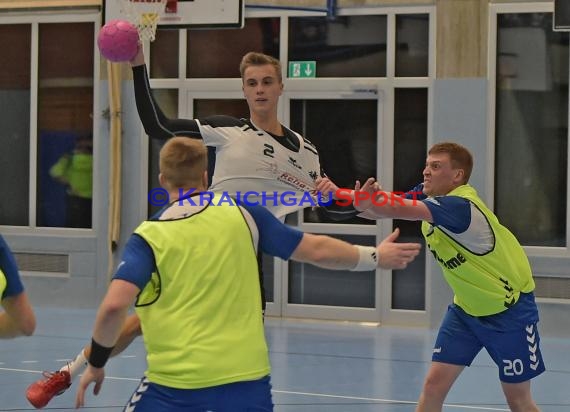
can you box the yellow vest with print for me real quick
[421,185,535,316]
[134,195,270,389]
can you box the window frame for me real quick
[488,2,570,260]
[0,9,101,235]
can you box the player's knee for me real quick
[502,380,538,412]
[504,391,537,412]
[421,375,449,402]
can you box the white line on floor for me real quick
[0,367,510,411]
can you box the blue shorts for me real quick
[123,375,273,412]
[433,292,545,383]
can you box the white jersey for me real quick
[133,64,355,221]
[197,117,321,218]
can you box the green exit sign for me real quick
[288,61,316,78]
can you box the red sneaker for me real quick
[26,370,71,409]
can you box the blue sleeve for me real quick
[242,204,303,260]
[0,236,24,298]
[112,234,155,290]
[404,183,427,200]
[422,196,471,233]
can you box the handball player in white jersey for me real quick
[131,48,353,220]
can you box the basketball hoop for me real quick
[117,0,168,42]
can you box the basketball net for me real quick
[118,0,167,42]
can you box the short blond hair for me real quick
[239,52,282,83]
[159,137,207,189]
[428,142,473,183]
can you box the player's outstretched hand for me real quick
[376,228,421,270]
[353,177,381,212]
[315,177,340,200]
[75,365,105,408]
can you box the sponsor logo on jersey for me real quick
[288,156,302,170]
[427,244,467,269]
[277,172,313,191]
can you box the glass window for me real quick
[37,22,94,228]
[392,88,428,310]
[289,234,376,307]
[0,24,31,226]
[288,15,387,77]
[290,99,377,224]
[396,14,429,77]
[148,89,178,218]
[186,18,279,78]
[495,13,568,246]
[150,28,179,78]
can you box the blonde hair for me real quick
[428,142,473,183]
[159,137,207,189]
[239,52,282,83]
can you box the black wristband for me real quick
[89,338,114,368]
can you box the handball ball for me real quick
[97,19,140,62]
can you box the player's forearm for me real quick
[353,193,431,221]
[368,199,431,221]
[91,280,139,349]
[292,234,362,270]
[92,305,129,348]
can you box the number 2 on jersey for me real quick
[263,143,275,158]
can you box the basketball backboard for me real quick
[104,0,244,30]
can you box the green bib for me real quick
[134,194,270,388]
[422,185,534,316]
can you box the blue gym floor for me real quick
[1,307,568,411]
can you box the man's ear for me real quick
[202,170,208,189]
[454,169,465,184]
[159,172,166,189]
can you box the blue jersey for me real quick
[0,235,24,299]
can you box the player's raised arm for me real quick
[130,46,202,141]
